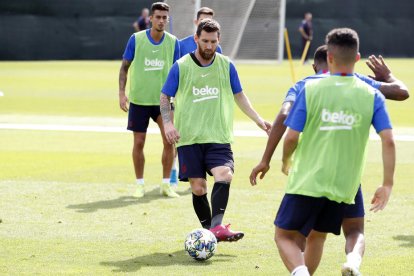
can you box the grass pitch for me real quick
[0,60,413,275]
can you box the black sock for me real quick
[192,193,211,229]
[211,181,230,228]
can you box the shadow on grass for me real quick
[100,249,236,272]
[66,187,191,213]
[393,235,414,247]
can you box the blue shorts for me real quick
[343,185,365,218]
[127,103,160,132]
[275,194,347,237]
[177,143,234,182]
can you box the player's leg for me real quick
[132,132,146,179]
[127,103,150,198]
[343,218,364,256]
[275,227,308,275]
[274,194,316,275]
[207,143,243,242]
[168,101,179,187]
[155,110,178,197]
[276,195,345,275]
[304,230,327,275]
[341,218,364,276]
[306,197,347,275]
[190,177,212,229]
[341,186,365,276]
[178,144,212,228]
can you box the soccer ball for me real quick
[184,228,217,261]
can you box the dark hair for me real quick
[313,45,327,64]
[197,7,214,20]
[196,18,220,37]
[325,28,359,64]
[151,2,170,14]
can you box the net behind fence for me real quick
[165,0,285,61]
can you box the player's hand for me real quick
[281,159,292,175]
[366,55,392,82]
[249,161,270,186]
[164,122,180,145]
[370,185,392,212]
[257,119,272,136]
[119,93,129,112]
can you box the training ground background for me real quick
[0,60,413,275]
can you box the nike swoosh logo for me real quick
[219,208,225,211]
[152,50,159,53]
[201,73,209,77]
[335,82,346,86]
[200,220,207,223]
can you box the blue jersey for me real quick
[162,53,241,97]
[122,29,180,63]
[285,73,391,133]
[283,71,382,104]
[179,35,223,58]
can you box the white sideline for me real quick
[1,123,414,141]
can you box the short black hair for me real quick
[326,28,359,64]
[197,7,214,20]
[314,45,327,65]
[151,2,170,14]
[196,18,220,37]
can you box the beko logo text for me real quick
[192,86,219,96]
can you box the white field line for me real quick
[1,123,414,141]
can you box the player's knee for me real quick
[133,136,145,149]
[133,140,145,150]
[190,180,207,195]
[342,218,364,237]
[163,141,174,152]
[218,169,233,182]
[192,185,207,196]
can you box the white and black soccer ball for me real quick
[184,228,217,261]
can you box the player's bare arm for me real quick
[366,55,409,101]
[370,129,395,212]
[160,93,180,144]
[233,92,272,134]
[119,59,131,112]
[250,101,292,185]
[281,128,299,175]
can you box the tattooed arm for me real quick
[160,93,180,144]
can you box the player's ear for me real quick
[194,33,199,43]
[194,19,198,26]
[355,52,361,63]
[327,51,334,64]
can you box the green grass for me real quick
[0,60,413,275]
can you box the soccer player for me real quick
[169,7,223,186]
[133,8,150,32]
[250,44,408,275]
[118,2,180,198]
[298,12,313,64]
[178,7,223,57]
[274,28,395,276]
[160,19,271,242]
